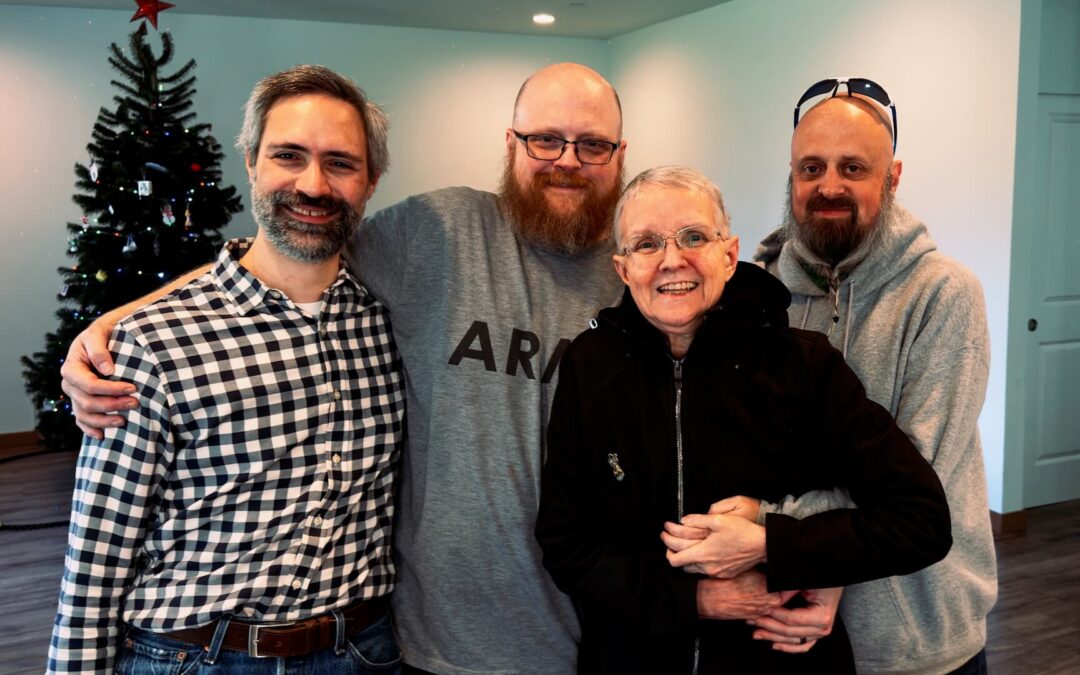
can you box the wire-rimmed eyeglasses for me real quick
[512,130,620,165]
[793,77,897,153]
[620,225,727,257]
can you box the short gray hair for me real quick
[237,65,390,181]
[613,166,730,244]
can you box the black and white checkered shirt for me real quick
[48,238,404,674]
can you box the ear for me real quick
[889,160,903,192]
[723,235,740,281]
[366,173,380,201]
[506,127,517,154]
[245,154,256,183]
[612,254,630,286]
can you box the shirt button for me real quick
[332,454,341,464]
[333,390,341,401]
[269,290,282,299]
[320,327,328,338]
[313,516,323,526]
[291,579,301,590]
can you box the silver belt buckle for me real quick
[247,622,295,658]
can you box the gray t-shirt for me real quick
[349,187,623,674]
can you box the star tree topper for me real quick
[130,0,176,30]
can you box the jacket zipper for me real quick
[672,358,700,675]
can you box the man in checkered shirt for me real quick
[48,66,405,674]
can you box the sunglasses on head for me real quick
[793,77,897,153]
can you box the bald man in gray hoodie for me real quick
[750,82,997,674]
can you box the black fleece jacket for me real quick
[535,262,951,674]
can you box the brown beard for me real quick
[785,174,893,267]
[498,152,623,255]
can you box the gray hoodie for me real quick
[754,202,997,675]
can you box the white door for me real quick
[1010,0,1080,508]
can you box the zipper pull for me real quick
[607,453,625,482]
[673,358,683,384]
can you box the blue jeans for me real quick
[115,613,401,674]
[948,648,988,675]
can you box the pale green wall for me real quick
[1,2,1023,513]
[607,0,1022,512]
[0,5,608,435]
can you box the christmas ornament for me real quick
[42,399,56,413]
[137,180,152,196]
[190,163,201,172]
[145,161,168,174]
[89,160,99,182]
[162,204,176,225]
[108,204,115,215]
[80,215,89,226]
[68,238,78,252]
[95,269,108,282]
[130,0,175,30]
[59,284,69,297]
[184,205,193,228]
[123,235,138,254]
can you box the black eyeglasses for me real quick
[793,77,897,153]
[512,130,620,165]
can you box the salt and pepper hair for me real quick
[613,166,731,244]
[236,65,390,181]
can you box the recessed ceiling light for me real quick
[533,13,555,25]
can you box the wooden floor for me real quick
[2,444,1079,674]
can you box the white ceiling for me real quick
[0,0,733,39]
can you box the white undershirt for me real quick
[294,299,324,317]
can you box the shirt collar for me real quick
[212,237,369,316]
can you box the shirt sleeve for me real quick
[763,334,953,591]
[346,200,412,310]
[48,324,173,675]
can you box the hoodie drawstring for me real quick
[805,279,854,358]
[841,280,854,358]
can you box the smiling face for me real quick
[247,93,376,263]
[613,185,739,357]
[789,97,901,265]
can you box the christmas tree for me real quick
[21,21,243,452]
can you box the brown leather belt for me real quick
[160,597,388,658]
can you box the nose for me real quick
[818,167,845,199]
[658,240,688,270]
[552,142,584,171]
[295,161,331,198]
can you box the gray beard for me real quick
[251,189,361,263]
[782,175,894,269]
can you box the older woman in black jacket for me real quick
[535,166,951,674]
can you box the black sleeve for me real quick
[763,335,952,591]
[535,352,700,635]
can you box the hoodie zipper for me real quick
[672,357,700,675]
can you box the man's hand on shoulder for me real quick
[61,318,136,439]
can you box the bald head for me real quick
[513,63,623,137]
[795,96,894,160]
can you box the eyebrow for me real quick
[796,153,870,164]
[265,142,365,164]
[526,128,618,141]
